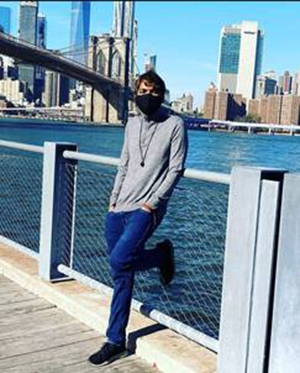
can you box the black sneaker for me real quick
[88,342,127,365]
[157,239,175,286]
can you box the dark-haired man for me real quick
[89,70,188,365]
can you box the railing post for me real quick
[217,167,286,373]
[39,142,78,282]
[268,173,300,373]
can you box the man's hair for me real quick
[135,70,166,97]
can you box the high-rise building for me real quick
[43,70,69,107]
[36,13,47,104]
[0,6,11,33]
[217,21,264,102]
[37,13,47,49]
[204,83,217,118]
[292,71,300,96]
[69,1,91,65]
[282,71,293,94]
[145,54,157,72]
[18,1,38,102]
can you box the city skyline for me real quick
[1,1,300,106]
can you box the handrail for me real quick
[0,140,44,154]
[63,150,230,185]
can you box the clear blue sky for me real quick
[2,1,300,107]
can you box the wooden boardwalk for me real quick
[0,275,159,373]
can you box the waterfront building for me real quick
[0,79,26,105]
[266,95,282,124]
[36,13,47,104]
[292,71,300,96]
[280,95,300,125]
[0,56,18,80]
[248,99,260,118]
[255,75,277,99]
[214,92,228,120]
[217,21,264,102]
[248,94,300,125]
[227,93,246,120]
[0,6,11,33]
[18,1,38,103]
[69,1,91,65]
[171,93,194,114]
[204,82,217,119]
[43,70,69,107]
[259,97,268,122]
[283,71,293,94]
[204,84,246,120]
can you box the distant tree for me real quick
[193,108,204,118]
[235,113,261,123]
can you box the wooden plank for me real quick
[0,276,158,372]
[0,299,55,322]
[0,329,100,359]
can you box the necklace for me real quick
[139,117,159,167]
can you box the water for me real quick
[1,117,300,341]
[2,117,300,173]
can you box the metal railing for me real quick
[59,149,229,351]
[0,139,230,352]
[0,140,43,258]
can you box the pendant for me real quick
[140,161,145,167]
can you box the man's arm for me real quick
[143,119,188,211]
[109,125,130,209]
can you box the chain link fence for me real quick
[0,150,43,253]
[59,161,229,341]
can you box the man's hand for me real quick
[108,203,116,212]
[140,202,155,213]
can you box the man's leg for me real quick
[106,209,156,346]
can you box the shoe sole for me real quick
[88,350,128,366]
[159,241,175,286]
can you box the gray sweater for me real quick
[110,108,188,212]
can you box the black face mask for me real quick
[135,94,163,116]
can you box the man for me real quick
[89,70,188,365]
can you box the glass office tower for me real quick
[69,1,91,65]
[0,6,11,33]
[18,1,38,102]
[217,21,264,101]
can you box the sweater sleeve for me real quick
[109,124,130,206]
[145,119,188,209]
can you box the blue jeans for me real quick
[104,207,165,345]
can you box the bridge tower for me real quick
[85,34,131,124]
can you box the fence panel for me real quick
[0,150,43,254]
[59,162,229,342]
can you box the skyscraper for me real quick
[0,6,11,33]
[69,1,91,65]
[37,13,47,49]
[18,1,38,102]
[144,54,157,72]
[36,13,47,103]
[217,21,264,102]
